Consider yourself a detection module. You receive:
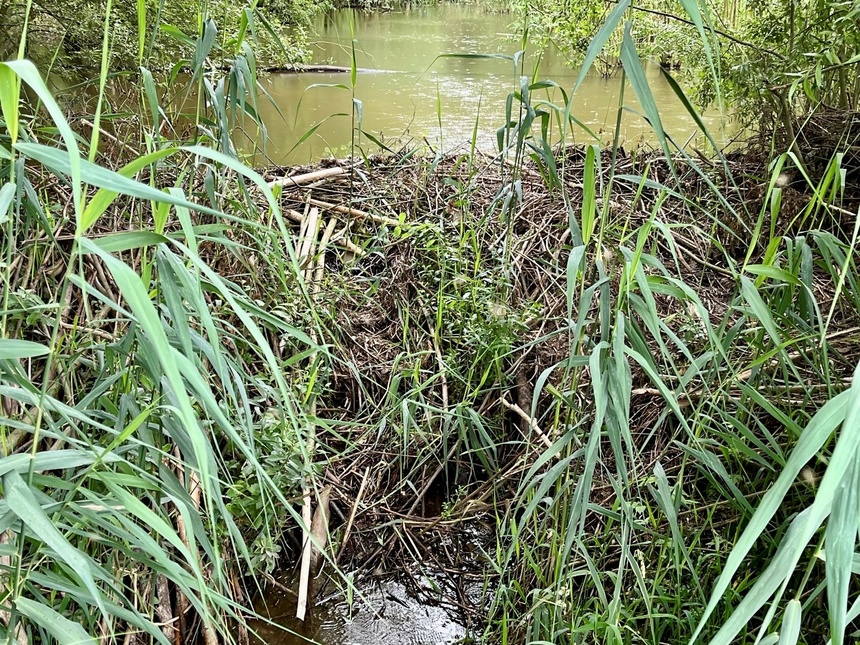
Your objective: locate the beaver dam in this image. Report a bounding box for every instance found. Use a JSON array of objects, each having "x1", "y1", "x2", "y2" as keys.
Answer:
[
  {"x1": 4, "y1": 76, "x2": 860, "y2": 644},
  {"x1": 237, "y1": 144, "x2": 860, "y2": 644},
  {"x1": 5, "y1": 0, "x2": 860, "y2": 641}
]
